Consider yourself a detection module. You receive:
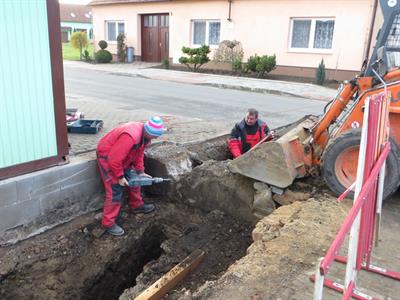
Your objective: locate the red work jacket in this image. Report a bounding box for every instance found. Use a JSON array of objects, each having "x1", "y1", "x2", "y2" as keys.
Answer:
[
  {"x1": 97, "y1": 122, "x2": 149, "y2": 183},
  {"x1": 228, "y1": 119, "x2": 269, "y2": 158}
]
